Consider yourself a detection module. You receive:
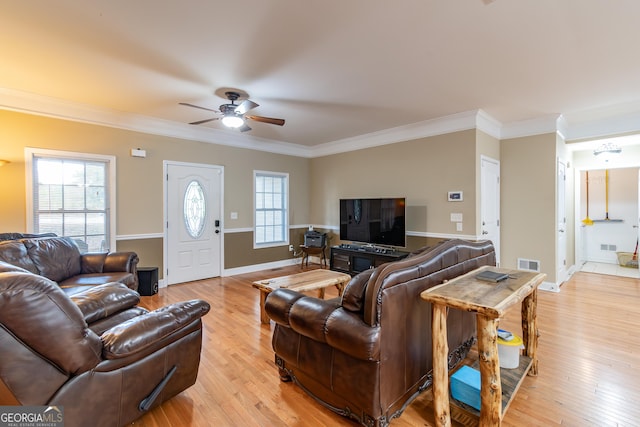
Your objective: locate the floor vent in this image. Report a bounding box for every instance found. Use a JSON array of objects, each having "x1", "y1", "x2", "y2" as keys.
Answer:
[
  {"x1": 600, "y1": 244, "x2": 617, "y2": 251},
  {"x1": 518, "y1": 258, "x2": 540, "y2": 272}
]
